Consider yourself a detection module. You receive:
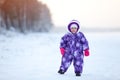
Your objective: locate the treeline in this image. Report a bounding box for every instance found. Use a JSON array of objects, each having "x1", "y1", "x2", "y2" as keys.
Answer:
[{"x1": 0, "y1": 0, "x2": 53, "y2": 32}]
